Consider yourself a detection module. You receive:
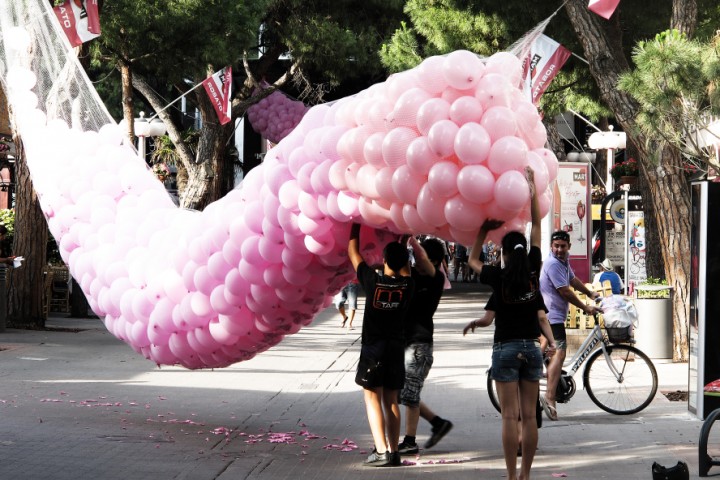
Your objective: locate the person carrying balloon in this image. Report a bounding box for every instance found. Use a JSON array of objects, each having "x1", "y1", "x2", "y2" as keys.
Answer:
[
  {"x1": 397, "y1": 236, "x2": 453, "y2": 456},
  {"x1": 467, "y1": 167, "x2": 556, "y2": 480},
  {"x1": 348, "y1": 224, "x2": 415, "y2": 467}
]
